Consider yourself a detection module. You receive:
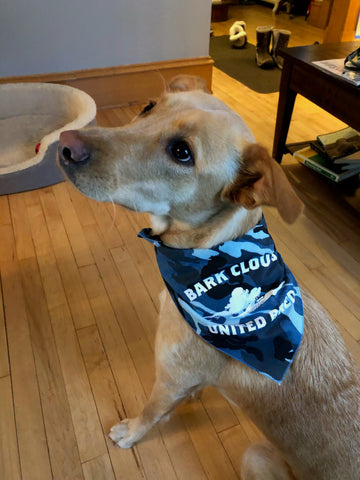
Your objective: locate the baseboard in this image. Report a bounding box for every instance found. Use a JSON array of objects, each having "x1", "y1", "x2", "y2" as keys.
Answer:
[{"x1": 0, "y1": 56, "x2": 214, "y2": 108}]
